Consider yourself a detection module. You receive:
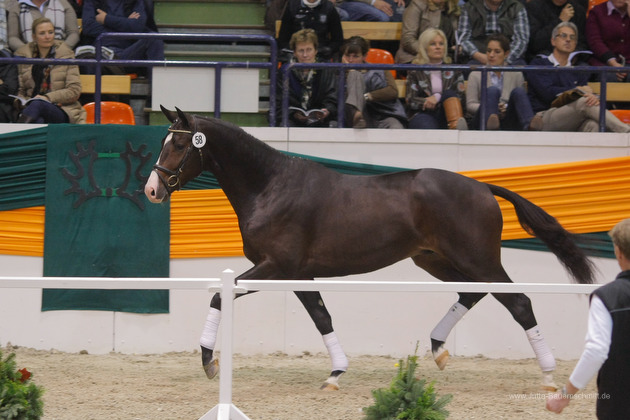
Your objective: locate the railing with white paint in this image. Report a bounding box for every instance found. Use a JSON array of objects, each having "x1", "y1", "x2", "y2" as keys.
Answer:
[{"x1": 0, "y1": 271, "x2": 601, "y2": 420}]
